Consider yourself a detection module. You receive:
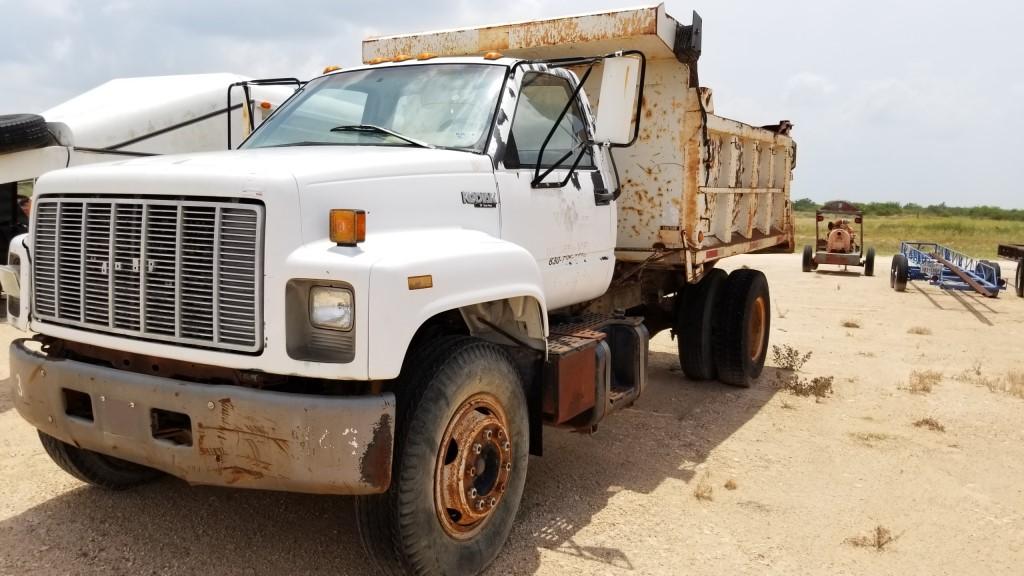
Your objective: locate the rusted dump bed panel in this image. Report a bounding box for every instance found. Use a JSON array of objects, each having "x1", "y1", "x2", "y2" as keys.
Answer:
[{"x1": 364, "y1": 4, "x2": 796, "y2": 276}]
